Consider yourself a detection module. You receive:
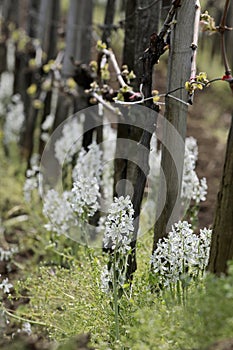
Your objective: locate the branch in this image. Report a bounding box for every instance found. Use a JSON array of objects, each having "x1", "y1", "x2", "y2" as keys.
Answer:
[
  {"x1": 90, "y1": 91, "x2": 122, "y2": 116},
  {"x1": 189, "y1": 0, "x2": 201, "y2": 103},
  {"x1": 190, "y1": 0, "x2": 201, "y2": 81},
  {"x1": 158, "y1": 0, "x2": 181, "y2": 39},
  {"x1": 102, "y1": 48, "x2": 127, "y2": 88},
  {"x1": 219, "y1": 0, "x2": 231, "y2": 76}
]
